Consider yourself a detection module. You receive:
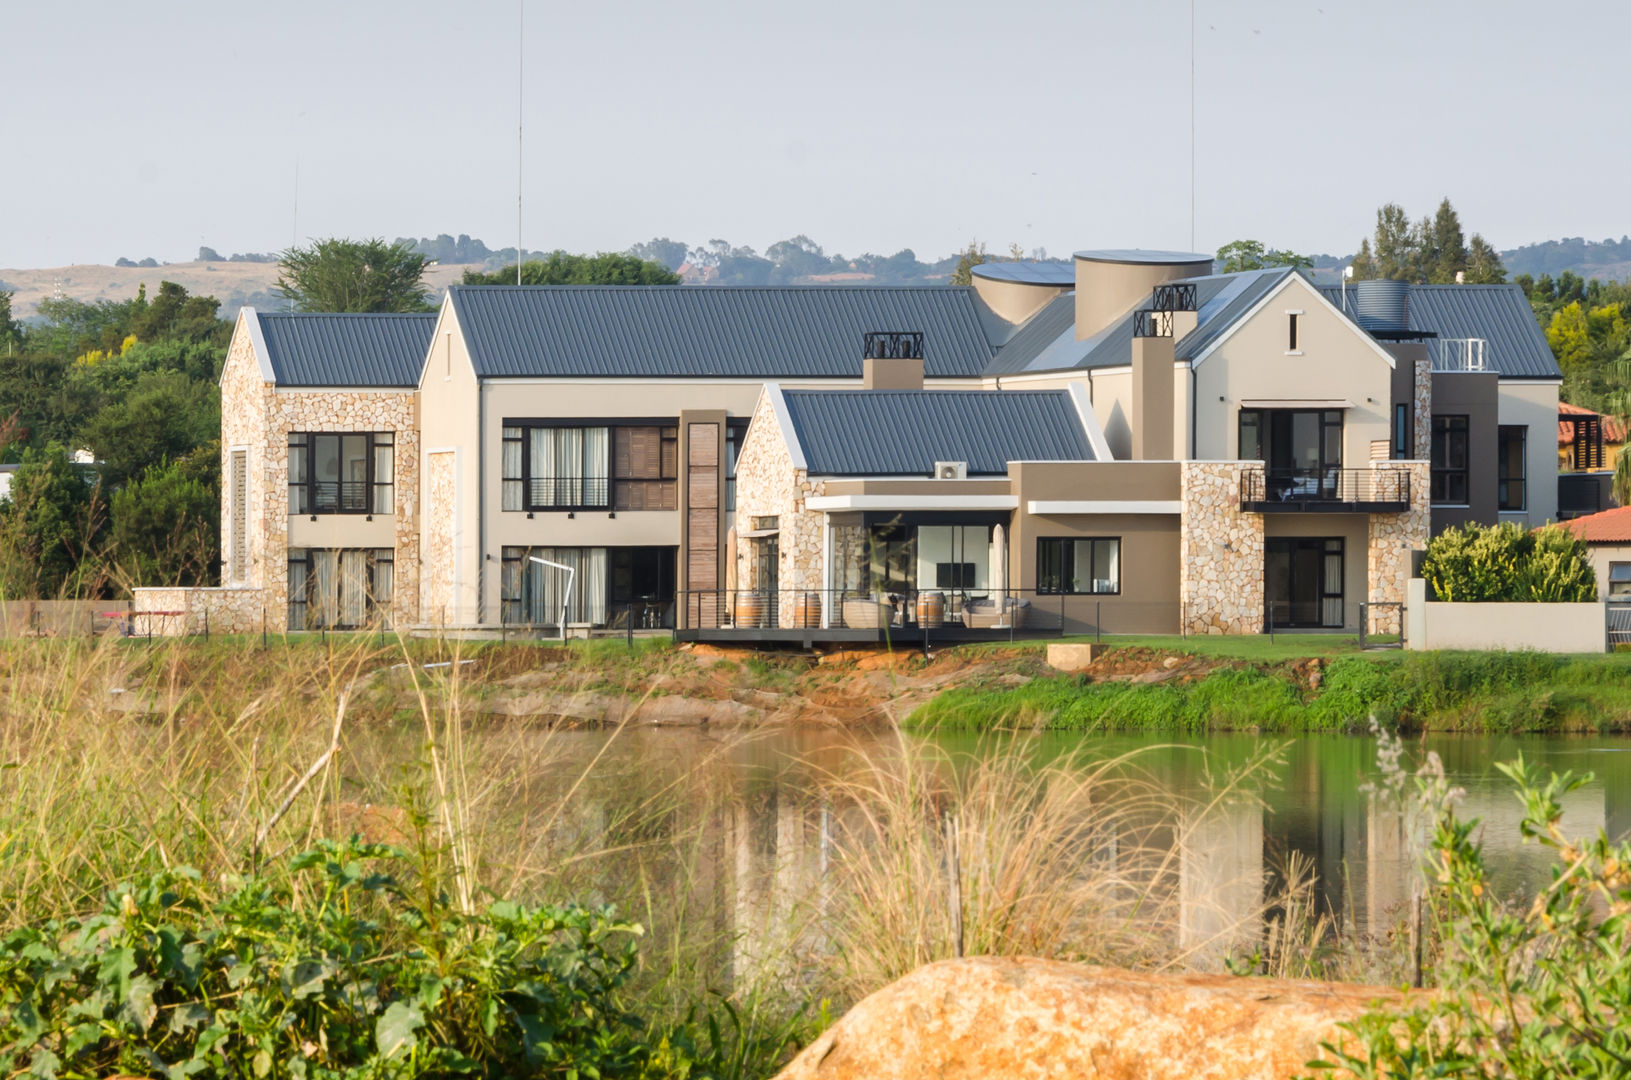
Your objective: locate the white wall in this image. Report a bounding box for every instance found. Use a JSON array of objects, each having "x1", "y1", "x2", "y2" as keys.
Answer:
[{"x1": 1407, "y1": 578, "x2": 1606, "y2": 652}]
